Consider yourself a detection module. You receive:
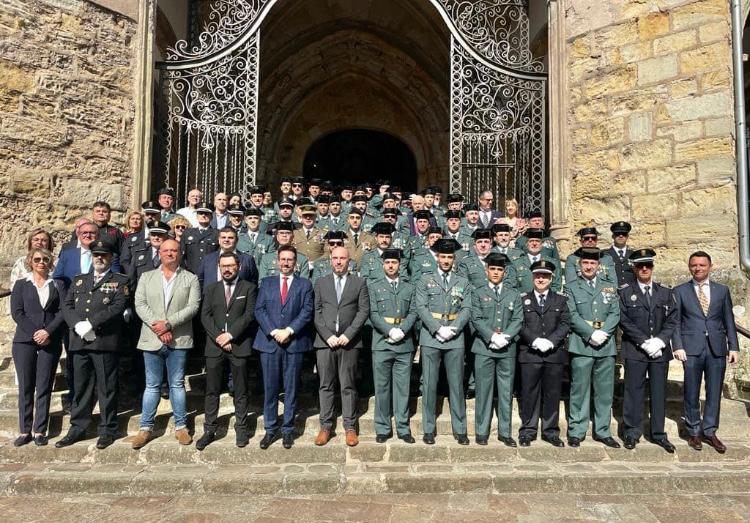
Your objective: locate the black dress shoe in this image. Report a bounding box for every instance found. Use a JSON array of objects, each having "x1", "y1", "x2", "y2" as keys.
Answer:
[
  {"x1": 568, "y1": 437, "x2": 582, "y2": 448},
  {"x1": 454, "y1": 433, "x2": 470, "y2": 445},
  {"x1": 34, "y1": 435, "x2": 48, "y2": 447},
  {"x1": 195, "y1": 432, "x2": 216, "y2": 451},
  {"x1": 542, "y1": 435, "x2": 565, "y2": 448},
  {"x1": 96, "y1": 435, "x2": 115, "y2": 450},
  {"x1": 282, "y1": 433, "x2": 294, "y2": 449},
  {"x1": 375, "y1": 433, "x2": 392, "y2": 444},
  {"x1": 55, "y1": 432, "x2": 84, "y2": 448},
  {"x1": 498, "y1": 436, "x2": 517, "y2": 448},
  {"x1": 398, "y1": 433, "x2": 416, "y2": 444},
  {"x1": 519, "y1": 436, "x2": 532, "y2": 447},
  {"x1": 259, "y1": 433, "x2": 280, "y2": 449},
  {"x1": 13, "y1": 434, "x2": 32, "y2": 447},
  {"x1": 423, "y1": 433, "x2": 435, "y2": 445},
  {"x1": 236, "y1": 432, "x2": 249, "y2": 448},
  {"x1": 465, "y1": 389, "x2": 475, "y2": 400},
  {"x1": 623, "y1": 436, "x2": 638, "y2": 450},
  {"x1": 594, "y1": 436, "x2": 621, "y2": 449},
  {"x1": 653, "y1": 438, "x2": 675, "y2": 454},
  {"x1": 475, "y1": 435, "x2": 488, "y2": 446}
]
